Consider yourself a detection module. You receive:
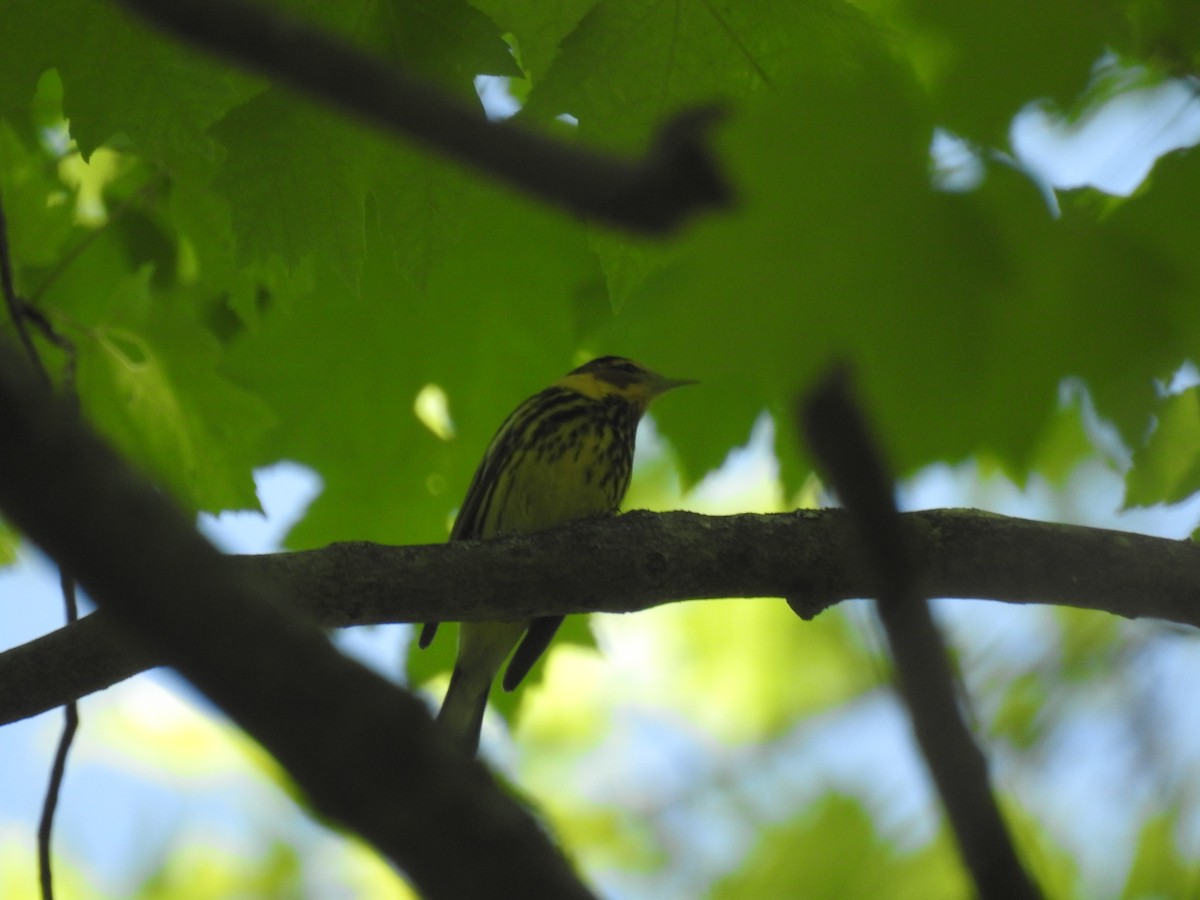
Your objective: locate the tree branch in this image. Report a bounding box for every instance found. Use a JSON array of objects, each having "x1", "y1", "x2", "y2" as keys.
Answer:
[
  {"x1": 2, "y1": 506, "x2": 1198, "y2": 727},
  {"x1": 4, "y1": 183, "x2": 82, "y2": 900},
  {"x1": 800, "y1": 366, "x2": 1041, "y2": 899},
  {"x1": 109, "y1": 0, "x2": 731, "y2": 233},
  {"x1": 0, "y1": 339, "x2": 596, "y2": 899}
]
